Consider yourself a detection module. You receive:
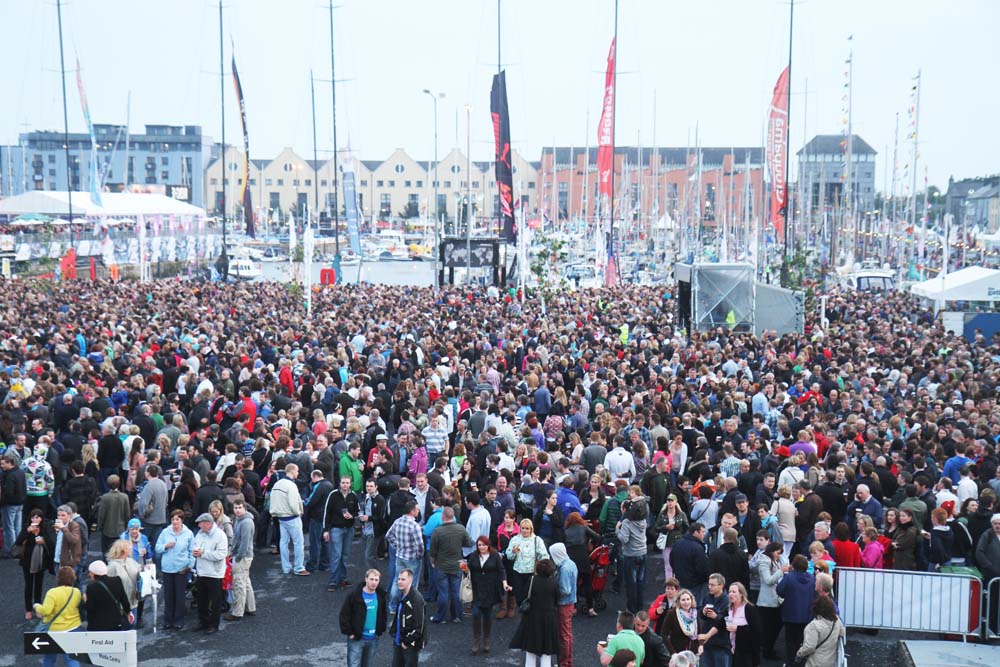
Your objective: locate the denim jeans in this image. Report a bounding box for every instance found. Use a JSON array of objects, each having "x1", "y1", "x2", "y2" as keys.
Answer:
[
  {"x1": 700, "y1": 644, "x2": 731, "y2": 667},
  {"x1": 433, "y1": 571, "x2": 462, "y2": 622},
  {"x1": 346, "y1": 636, "x2": 379, "y2": 667},
  {"x1": 328, "y1": 526, "x2": 353, "y2": 586},
  {"x1": 2, "y1": 505, "x2": 22, "y2": 557},
  {"x1": 622, "y1": 554, "x2": 646, "y2": 613},
  {"x1": 278, "y1": 516, "x2": 305, "y2": 573},
  {"x1": 389, "y1": 557, "x2": 422, "y2": 609},
  {"x1": 361, "y1": 533, "x2": 378, "y2": 571},
  {"x1": 307, "y1": 520, "x2": 330, "y2": 572}
]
